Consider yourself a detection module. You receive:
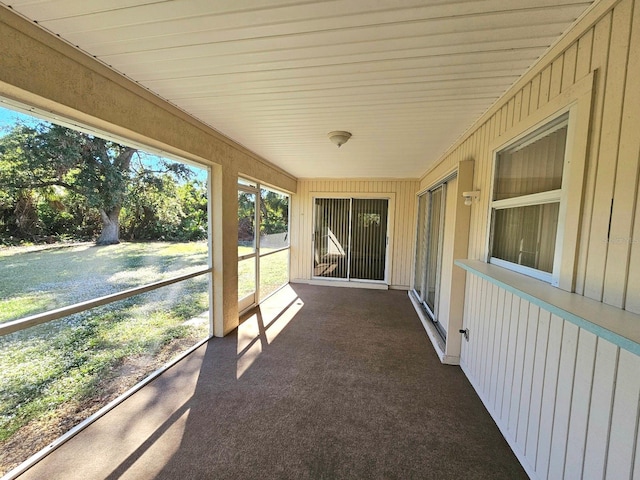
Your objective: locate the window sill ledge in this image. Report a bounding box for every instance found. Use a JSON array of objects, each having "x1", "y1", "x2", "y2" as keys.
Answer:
[{"x1": 455, "y1": 259, "x2": 640, "y2": 355}]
